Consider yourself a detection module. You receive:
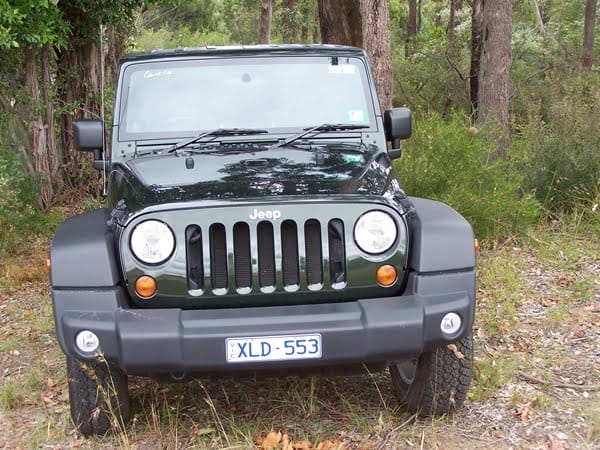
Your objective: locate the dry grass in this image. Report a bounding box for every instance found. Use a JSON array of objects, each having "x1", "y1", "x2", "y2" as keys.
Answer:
[{"x1": 1, "y1": 225, "x2": 599, "y2": 449}]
